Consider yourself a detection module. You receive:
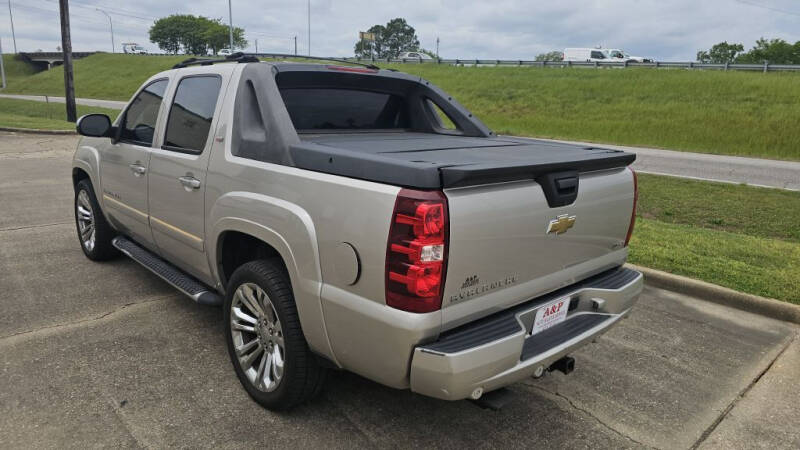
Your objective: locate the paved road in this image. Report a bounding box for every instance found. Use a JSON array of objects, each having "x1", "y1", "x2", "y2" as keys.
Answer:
[
  {"x1": 531, "y1": 137, "x2": 800, "y2": 191},
  {"x1": 0, "y1": 93, "x2": 126, "y2": 110},
  {"x1": 1, "y1": 131, "x2": 799, "y2": 449}
]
